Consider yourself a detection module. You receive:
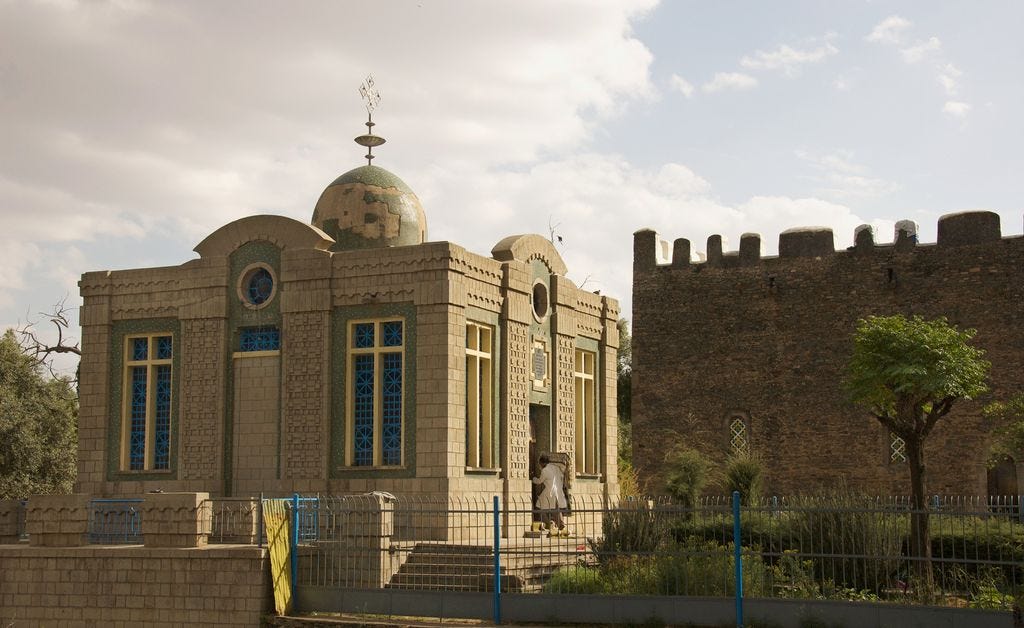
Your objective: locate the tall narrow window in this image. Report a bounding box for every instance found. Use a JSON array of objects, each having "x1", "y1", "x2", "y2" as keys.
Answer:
[
  {"x1": 122, "y1": 334, "x2": 173, "y2": 471},
  {"x1": 729, "y1": 415, "x2": 749, "y2": 455},
  {"x1": 347, "y1": 319, "x2": 404, "y2": 467},
  {"x1": 574, "y1": 349, "x2": 598, "y2": 474},
  {"x1": 466, "y1": 322, "x2": 494, "y2": 468},
  {"x1": 890, "y1": 433, "x2": 908, "y2": 463}
]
